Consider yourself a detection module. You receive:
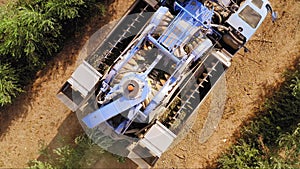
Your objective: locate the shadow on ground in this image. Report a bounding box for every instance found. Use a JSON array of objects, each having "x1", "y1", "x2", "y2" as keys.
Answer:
[{"x1": 35, "y1": 111, "x2": 137, "y2": 168}]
